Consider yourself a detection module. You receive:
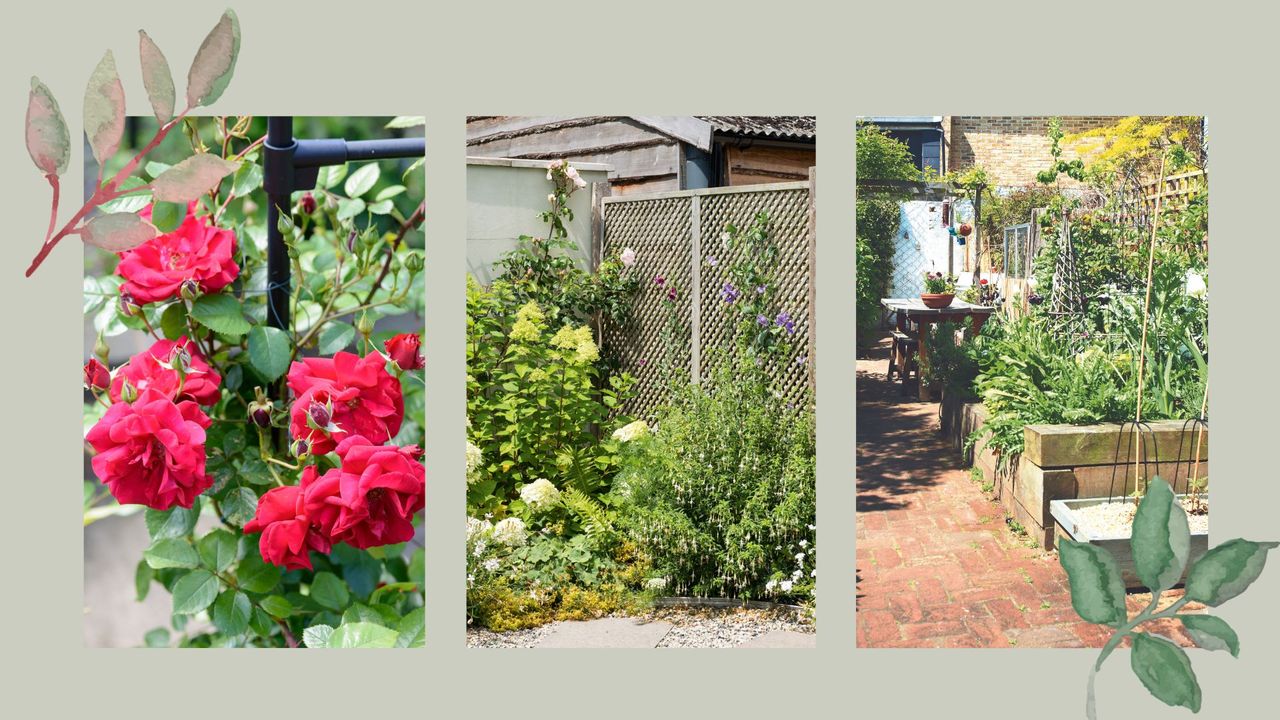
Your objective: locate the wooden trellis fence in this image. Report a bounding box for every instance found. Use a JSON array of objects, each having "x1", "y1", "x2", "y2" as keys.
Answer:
[{"x1": 597, "y1": 171, "x2": 816, "y2": 418}]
